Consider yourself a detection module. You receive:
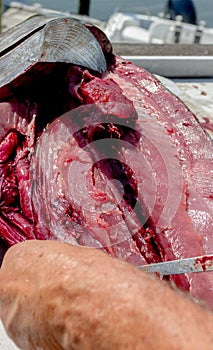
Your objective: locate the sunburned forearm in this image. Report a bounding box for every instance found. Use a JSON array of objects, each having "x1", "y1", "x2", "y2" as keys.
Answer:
[
  {"x1": 60, "y1": 258, "x2": 213, "y2": 350},
  {"x1": 0, "y1": 240, "x2": 212, "y2": 350}
]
